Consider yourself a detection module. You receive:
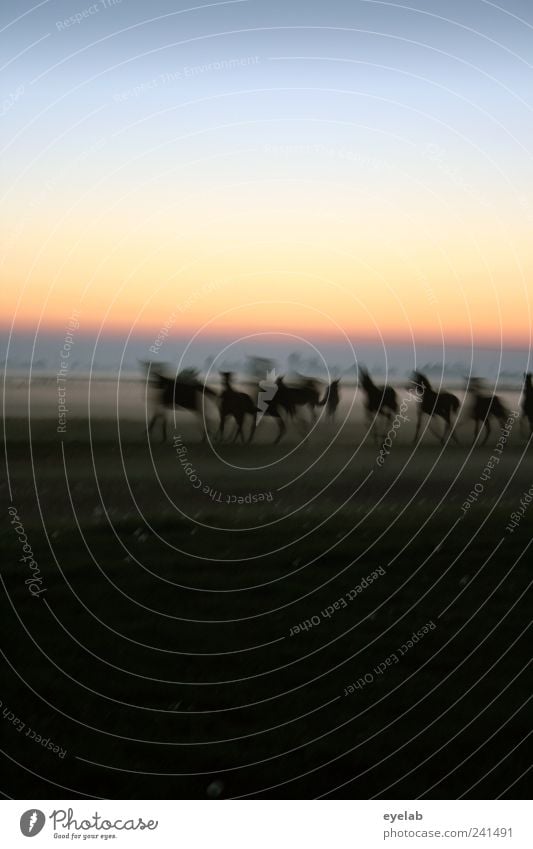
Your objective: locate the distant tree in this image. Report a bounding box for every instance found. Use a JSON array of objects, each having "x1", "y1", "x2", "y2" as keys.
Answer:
[
  {"x1": 287, "y1": 352, "x2": 302, "y2": 372},
  {"x1": 245, "y1": 355, "x2": 276, "y2": 379},
  {"x1": 305, "y1": 356, "x2": 323, "y2": 375},
  {"x1": 204, "y1": 355, "x2": 215, "y2": 374}
]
